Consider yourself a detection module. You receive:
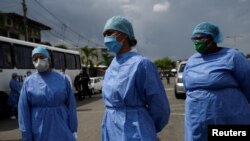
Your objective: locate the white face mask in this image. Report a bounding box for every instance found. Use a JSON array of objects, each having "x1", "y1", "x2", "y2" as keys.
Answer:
[{"x1": 33, "y1": 58, "x2": 49, "y2": 72}]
